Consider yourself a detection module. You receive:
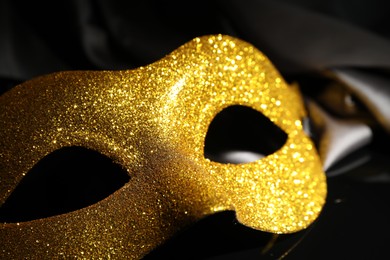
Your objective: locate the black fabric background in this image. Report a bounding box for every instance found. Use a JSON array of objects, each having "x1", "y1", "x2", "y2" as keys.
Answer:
[
  {"x1": 2, "y1": 0, "x2": 390, "y2": 84},
  {"x1": 1, "y1": 0, "x2": 390, "y2": 259}
]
